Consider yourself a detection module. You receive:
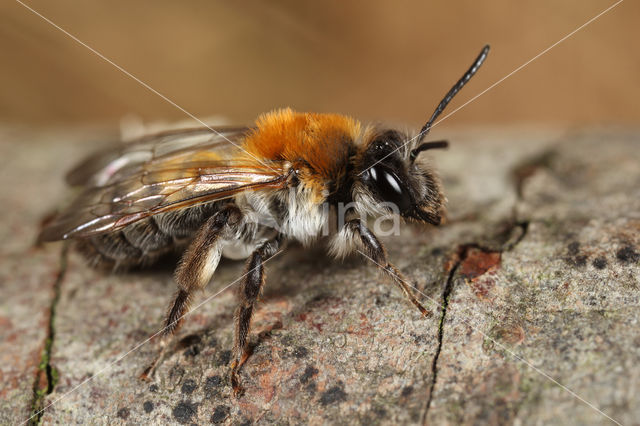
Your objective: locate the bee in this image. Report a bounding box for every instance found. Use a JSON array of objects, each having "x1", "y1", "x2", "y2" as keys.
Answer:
[{"x1": 39, "y1": 45, "x2": 489, "y2": 395}]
